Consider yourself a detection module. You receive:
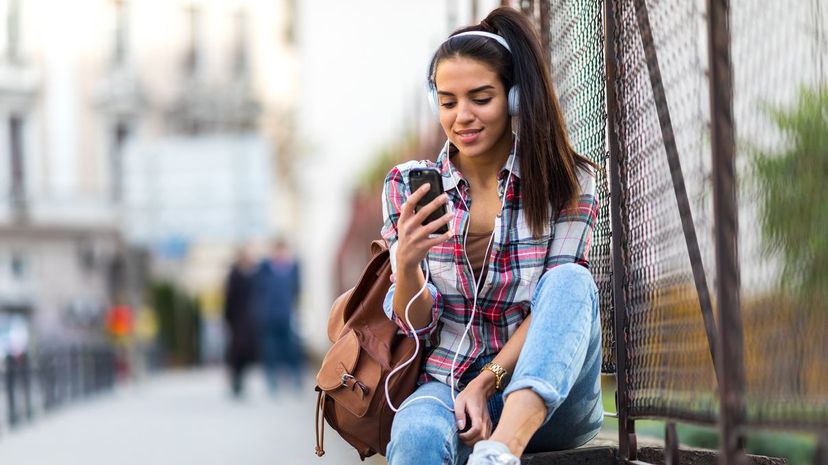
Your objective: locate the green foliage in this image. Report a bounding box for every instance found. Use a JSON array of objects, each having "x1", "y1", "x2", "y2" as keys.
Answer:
[
  {"x1": 148, "y1": 281, "x2": 202, "y2": 366},
  {"x1": 601, "y1": 385, "x2": 816, "y2": 464},
  {"x1": 753, "y1": 86, "x2": 828, "y2": 308}
]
